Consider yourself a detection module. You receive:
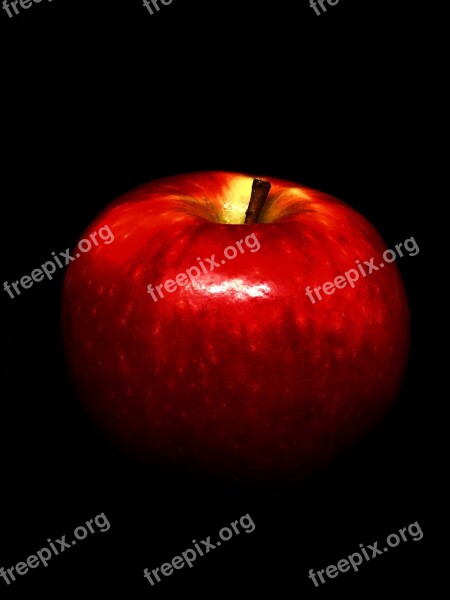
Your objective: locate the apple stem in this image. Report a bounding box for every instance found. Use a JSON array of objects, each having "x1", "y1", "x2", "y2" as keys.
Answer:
[{"x1": 244, "y1": 178, "x2": 271, "y2": 224}]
